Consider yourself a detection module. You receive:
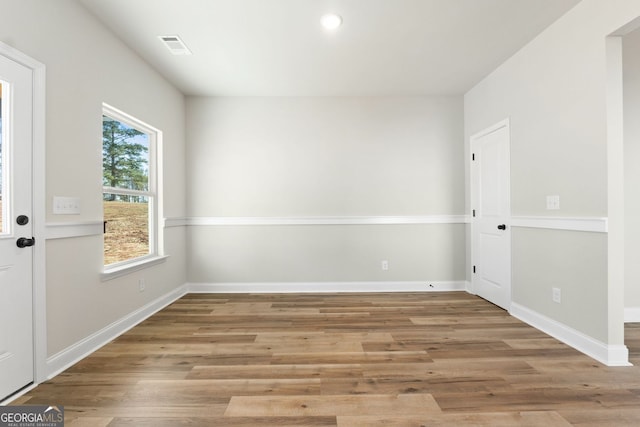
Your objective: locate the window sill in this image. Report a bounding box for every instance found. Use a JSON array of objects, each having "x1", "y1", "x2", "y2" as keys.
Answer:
[{"x1": 101, "y1": 255, "x2": 169, "y2": 282}]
